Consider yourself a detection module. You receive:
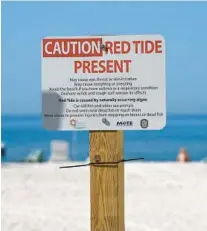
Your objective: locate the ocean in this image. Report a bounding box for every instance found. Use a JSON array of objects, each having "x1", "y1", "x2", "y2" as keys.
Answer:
[{"x1": 1, "y1": 114, "x2": 207, "y2": 162}]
